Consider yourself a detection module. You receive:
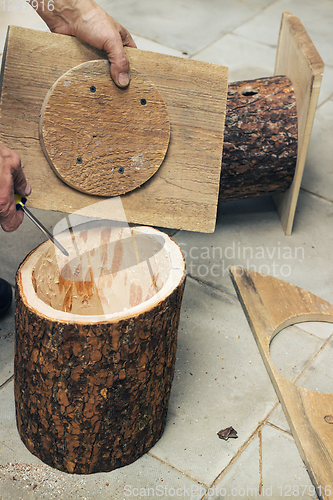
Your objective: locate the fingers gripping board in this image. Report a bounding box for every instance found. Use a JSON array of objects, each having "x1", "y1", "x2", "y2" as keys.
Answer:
[
  {"x1": 0, "y1": 26, "x2": 228, "y2": 233},
  {"x1": 230, "y1": 266, "x2": 333, "y2": 499},
  {"x1": 39, "y1": 61, "x2": 170, "y2": 197}
]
